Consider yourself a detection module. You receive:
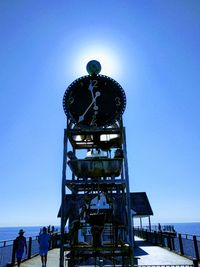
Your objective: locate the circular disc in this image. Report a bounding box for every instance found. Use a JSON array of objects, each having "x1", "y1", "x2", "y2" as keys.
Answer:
[{"x1": 86, "y1": 60, "x2": 101, "y2": 75}]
